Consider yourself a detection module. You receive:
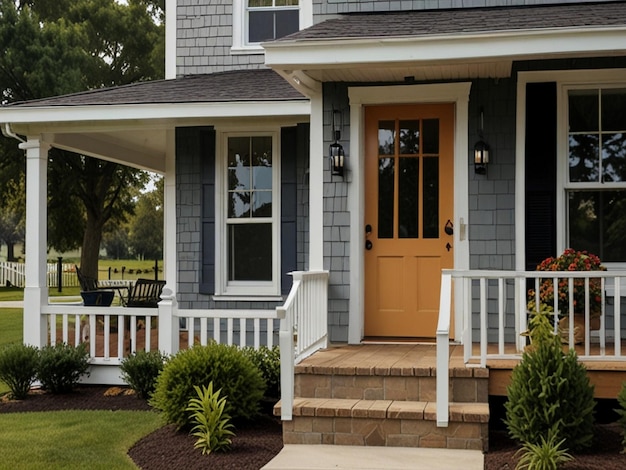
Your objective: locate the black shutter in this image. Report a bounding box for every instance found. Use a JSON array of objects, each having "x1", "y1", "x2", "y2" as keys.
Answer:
[
  {"x1": 525, "y1": 83, "x2": 557, "y2": 270},
  {"x1": 176, "y1": 126, "x2": 216, "y2": 295},
  {"x1": 281, "y1": 124, "x2": 307, "y2": 295}
]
